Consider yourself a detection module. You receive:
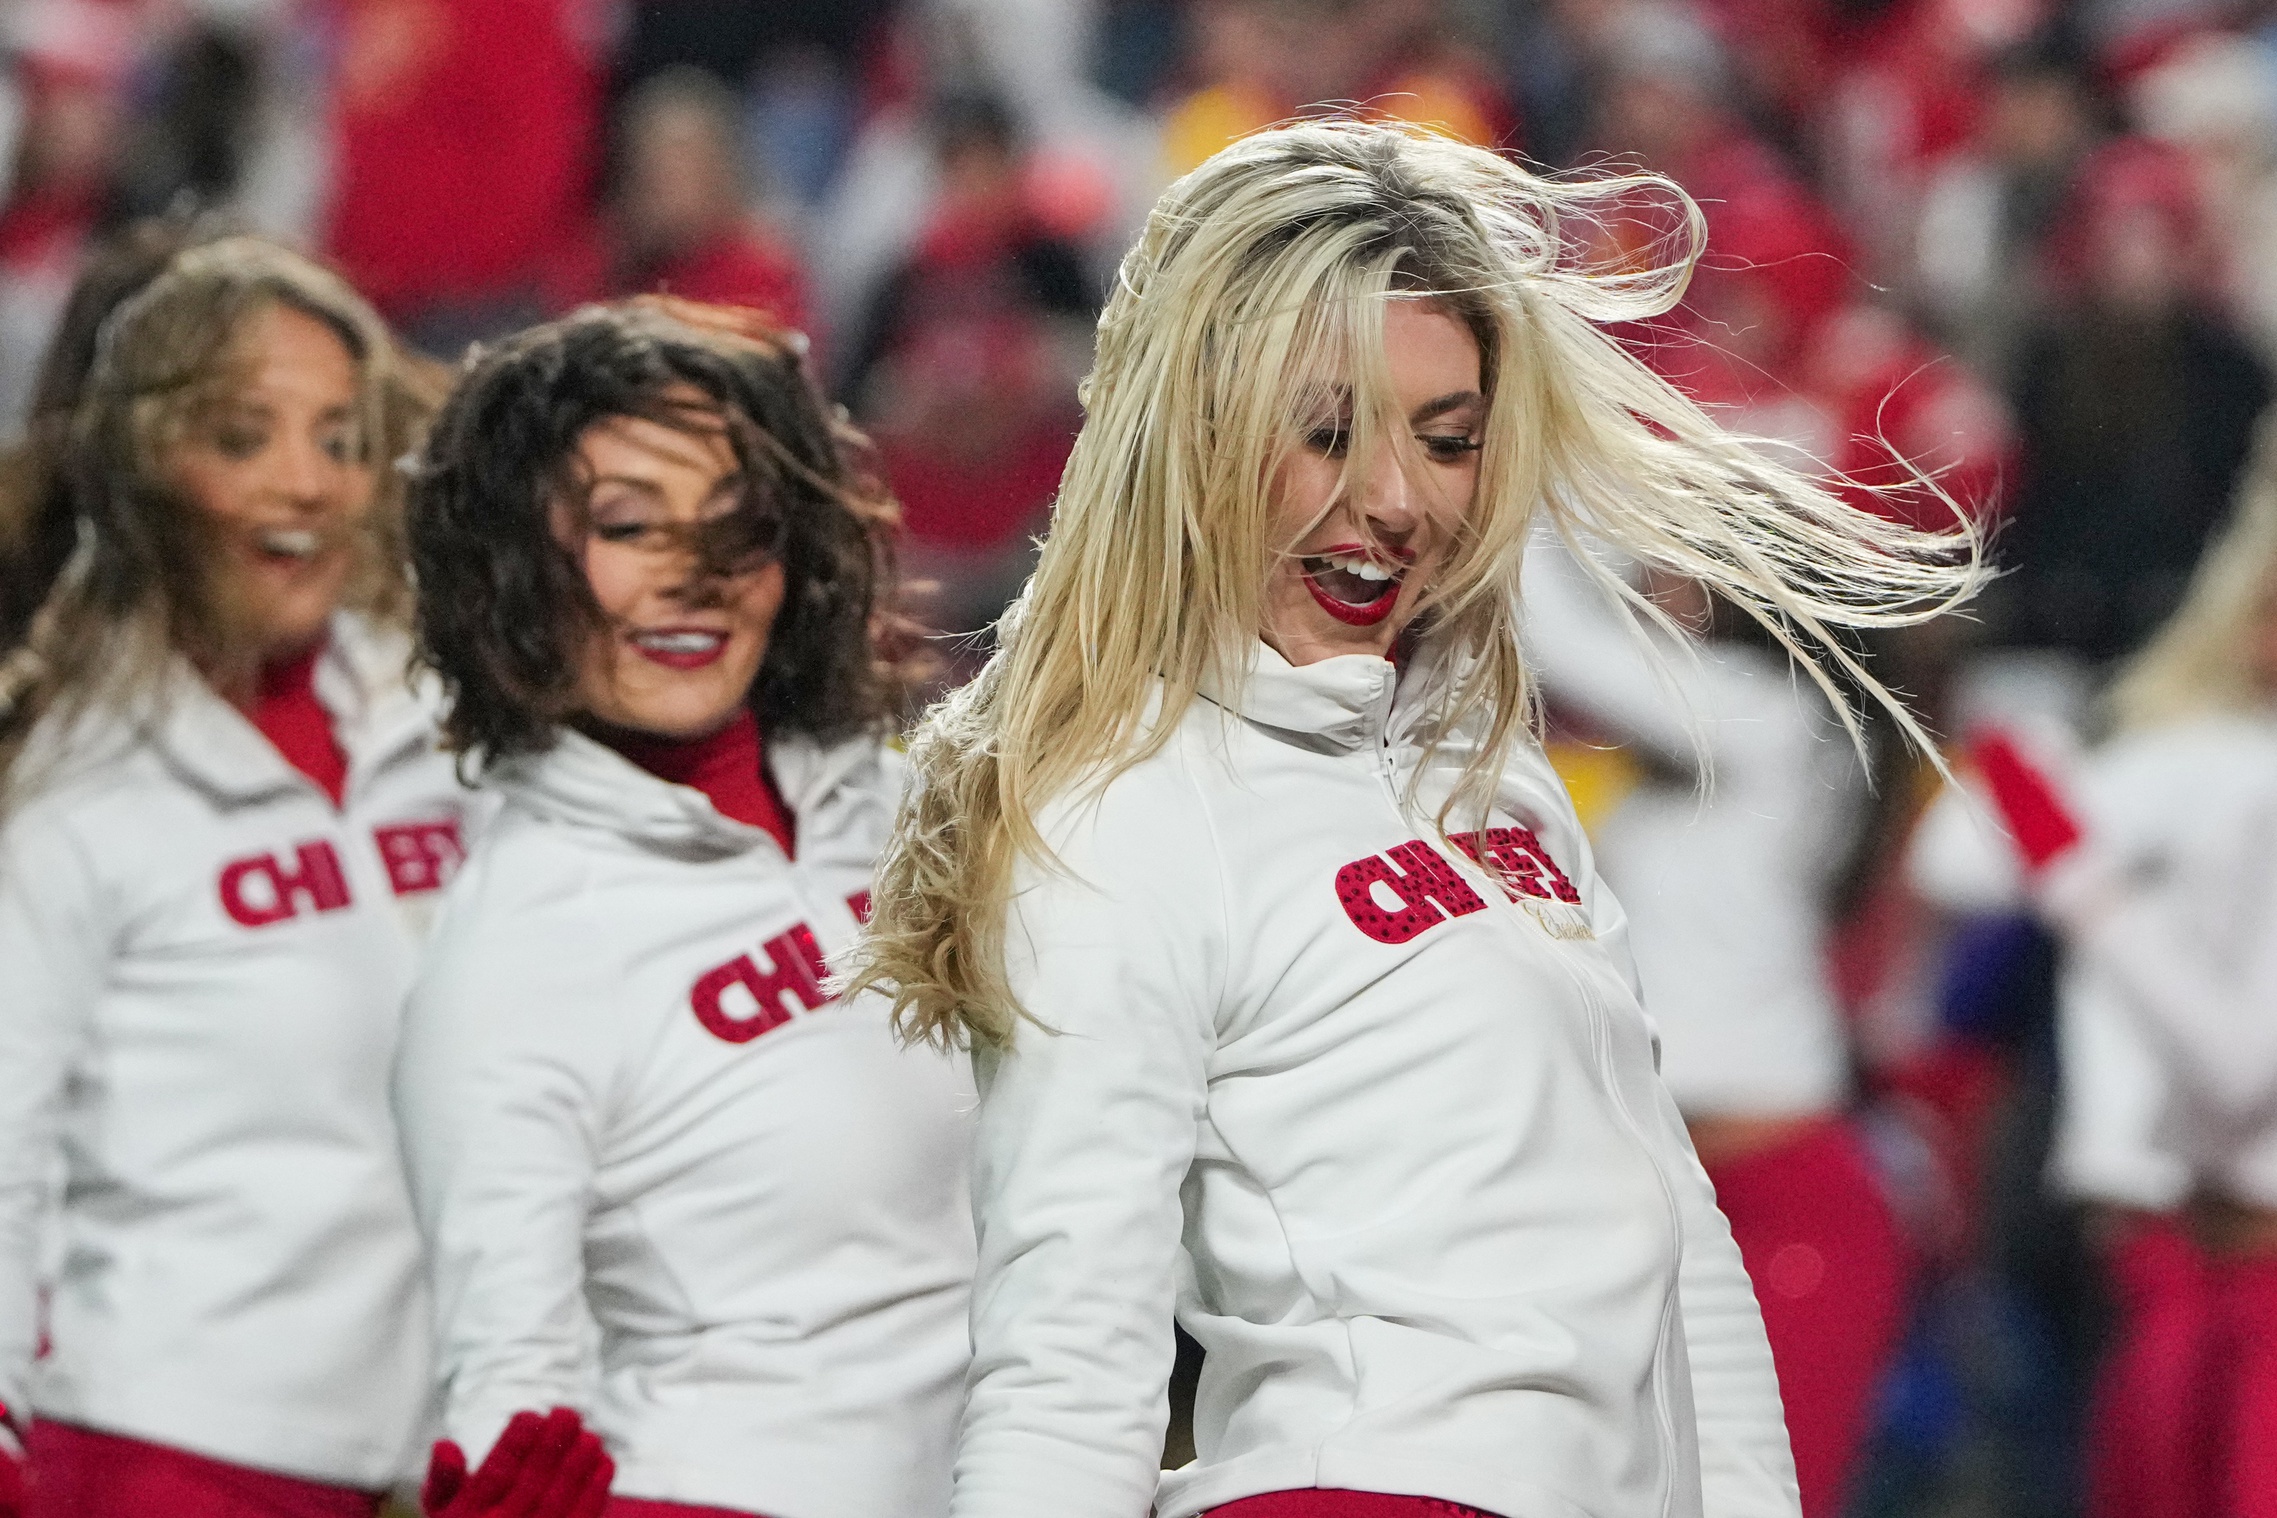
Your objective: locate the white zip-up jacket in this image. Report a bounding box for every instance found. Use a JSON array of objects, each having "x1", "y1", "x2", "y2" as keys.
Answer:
[
  {"x1": 393, "y1": 727, "x2": 976, "y2": 1518},
  {"x1": 1522, "y1": 547, "x2": 1858, "y2": 1118},
  {"x1": 2036, "y1": 714, "x2": 2277, "y2": 1211},
  {"x1": 953, "y1": 641, "x2": 1799, "y2": 1518},
  {"x1": 1904, "y1": 722, "x2": 2235, "y2": 1215},
  {"x1": 0, "y1": 614, "x2": 477, "y2": 1485}
]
